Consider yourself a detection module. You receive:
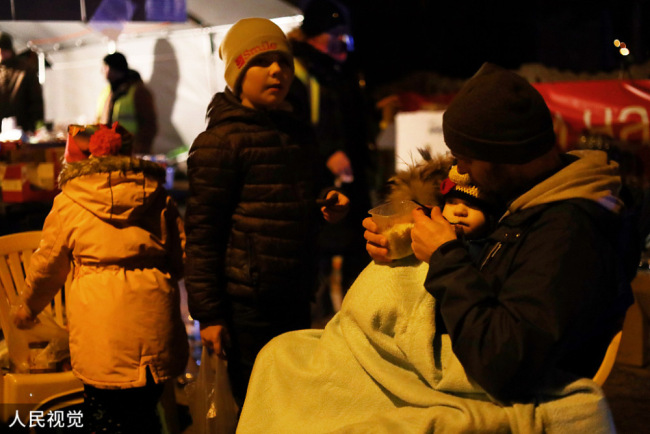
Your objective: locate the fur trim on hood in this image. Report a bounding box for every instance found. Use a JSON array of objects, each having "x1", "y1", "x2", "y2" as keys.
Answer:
[
  {"x1": 384, "y1": 149, "x2": 454, "y2": 207},
  {"x1": 58, "y1": 155, "x2": 166, "y2": 187}
]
